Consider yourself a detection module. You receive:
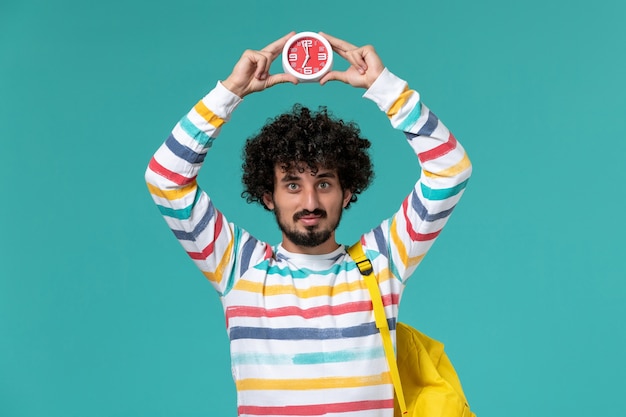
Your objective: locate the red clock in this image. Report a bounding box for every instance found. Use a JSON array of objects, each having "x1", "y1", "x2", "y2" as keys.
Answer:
[{"x1": 282, "y1": 32, "x2": 334, "y2": 82}]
